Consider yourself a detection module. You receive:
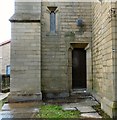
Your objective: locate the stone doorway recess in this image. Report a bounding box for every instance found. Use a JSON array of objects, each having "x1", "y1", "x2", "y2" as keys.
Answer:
[
  {"x1": 68, "y1": 43, "x2": 92, "y2": 93},
  {"x1": 72, "y1": 48, "x2": 86, "y2": 89}
]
